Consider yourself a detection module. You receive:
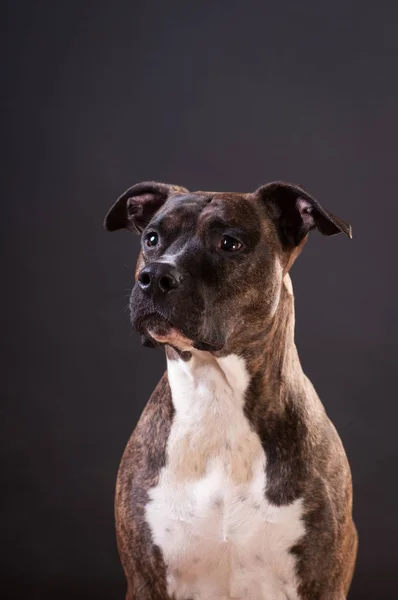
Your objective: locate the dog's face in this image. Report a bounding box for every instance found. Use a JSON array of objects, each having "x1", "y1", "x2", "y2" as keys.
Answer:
[{"x1": 105, "y1": 181, "x2": 351, "y2": 354}]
